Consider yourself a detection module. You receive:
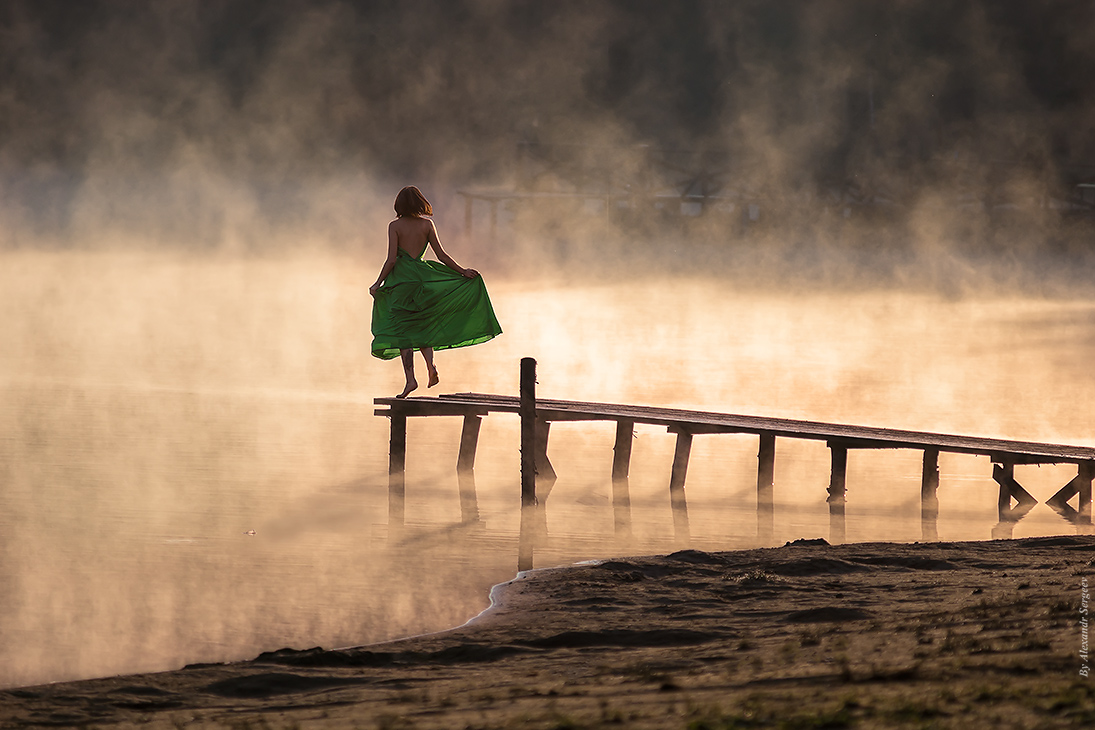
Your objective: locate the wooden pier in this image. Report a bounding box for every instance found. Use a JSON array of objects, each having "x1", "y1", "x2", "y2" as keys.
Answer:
[{"x1": 375, "y1": 359, "x2": 1094, "y2": 556}]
